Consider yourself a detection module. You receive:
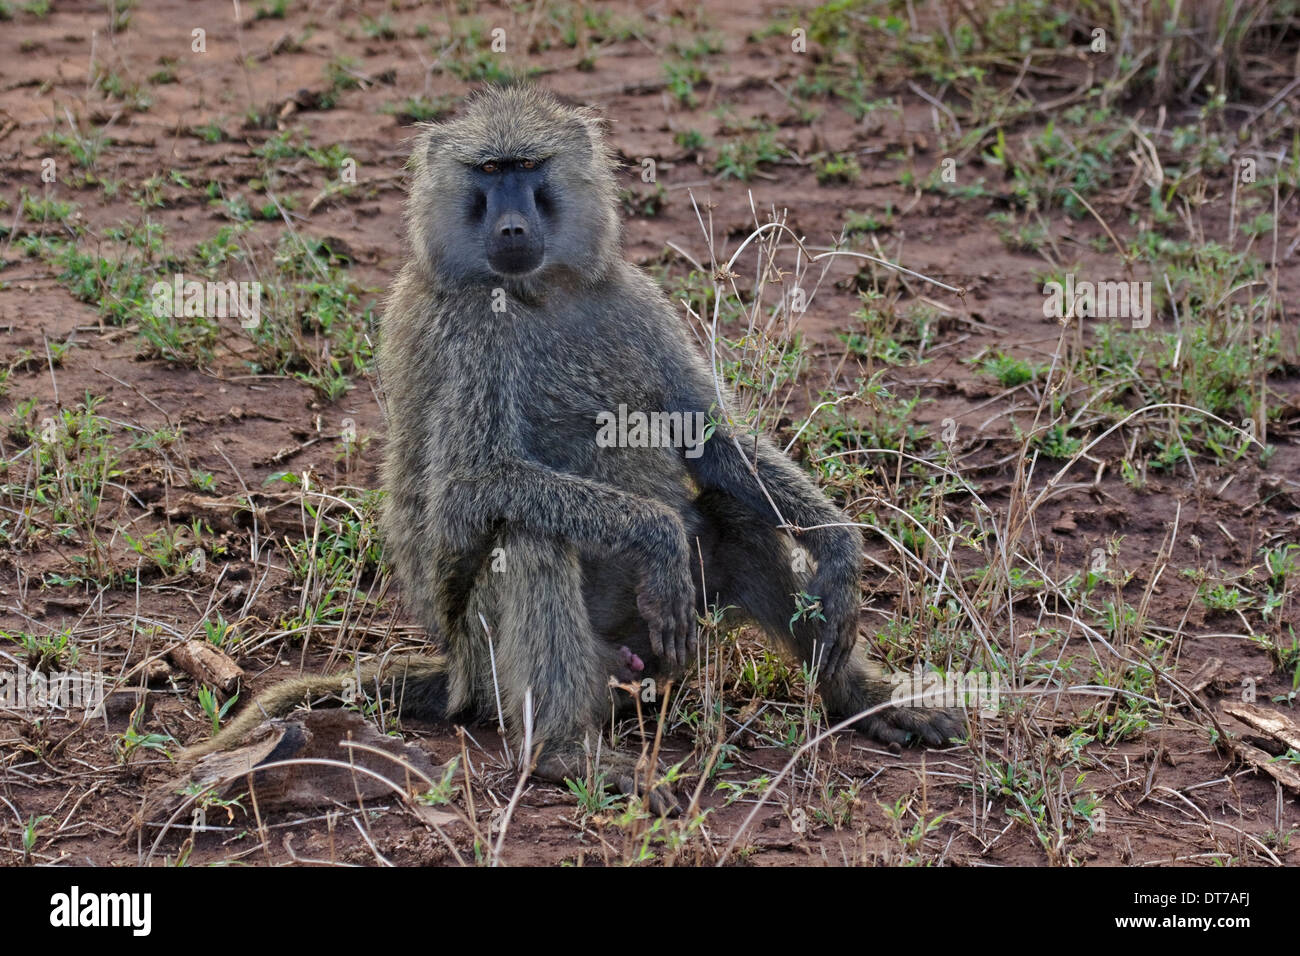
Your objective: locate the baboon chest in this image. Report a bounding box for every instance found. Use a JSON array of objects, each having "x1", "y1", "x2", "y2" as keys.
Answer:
[{"x1": 513, "y1": 319, "x2": 681, "y2": 484}]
